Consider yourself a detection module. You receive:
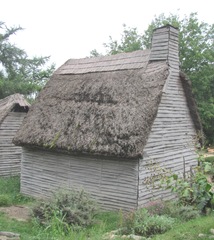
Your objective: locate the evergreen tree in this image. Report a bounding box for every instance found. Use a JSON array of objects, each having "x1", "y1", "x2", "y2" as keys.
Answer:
[{"x1": 0, "y1": 21, "x2": 55, "y2": 99}]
